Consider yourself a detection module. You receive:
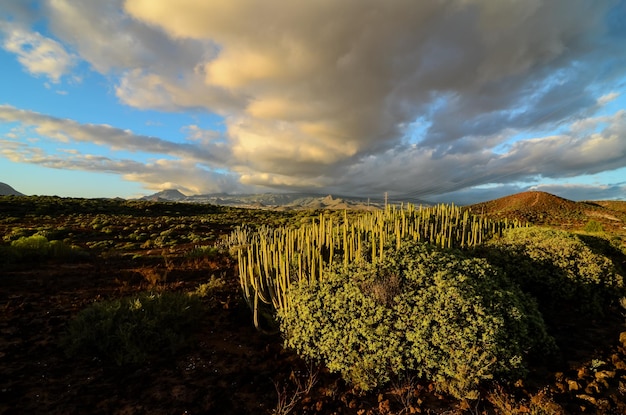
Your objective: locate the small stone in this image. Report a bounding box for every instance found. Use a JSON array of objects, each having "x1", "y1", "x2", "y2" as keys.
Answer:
[
  {"x1": 577, "y1": 394, "x2": 597, "y2": 406},
  {"x1": 596, "y1": 398, "x2": 611, "y2": 411},
  {"x1": 378, "y1": 399, "x2": 391, "y2": 413},
  {"x1": 567, "y1": 380, "x2": 580, "y2": 391},
  {"x1": 578, "y1": 367, "x2": 591, "y2": 379},
  {"x1": 595, "y1": 370, "x2": 616, "y2": 380},
  {"x1": 611, "y1": 353, "x2": 626, "y2": 370},
  {"x1": 555, "y1": 382, "x2": 567, "y2": 393},
  {"x1": 585, "y1": 381, "x2": 601, "y2": 394}
]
